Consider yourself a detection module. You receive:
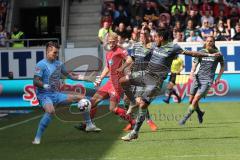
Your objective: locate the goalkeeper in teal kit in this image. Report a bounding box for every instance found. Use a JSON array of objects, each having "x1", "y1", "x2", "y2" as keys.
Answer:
[{"x1": 32, "y1": 41, "x2": 101, "y2": 144}]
